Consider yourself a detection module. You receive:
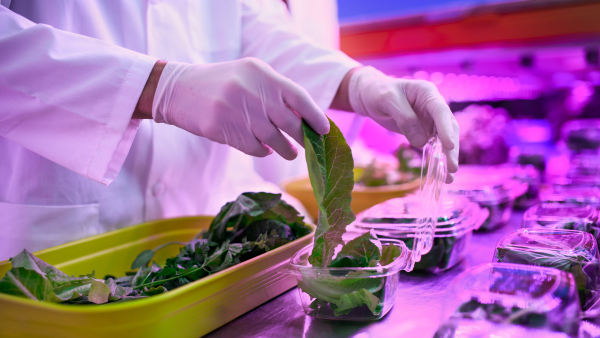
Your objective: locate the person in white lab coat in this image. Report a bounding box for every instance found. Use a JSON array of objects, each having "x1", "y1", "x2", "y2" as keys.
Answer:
[{"x1": 0, "y1": 0, "x2": 459, "y2": 260}]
